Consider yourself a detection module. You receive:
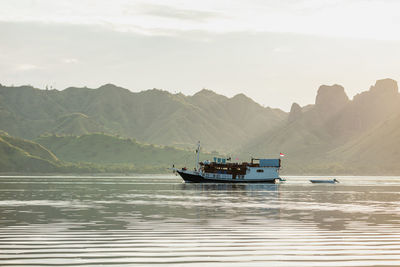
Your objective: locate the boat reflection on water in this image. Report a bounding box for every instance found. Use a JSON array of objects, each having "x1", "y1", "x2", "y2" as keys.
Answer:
[
  {"x1": 178, "y1": 182, "x2": 280, "y2": 193},
  {"x1": 176, "y1": 183, "x2": 282, "y2": 220}
]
